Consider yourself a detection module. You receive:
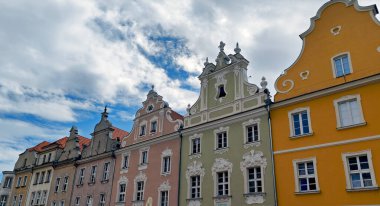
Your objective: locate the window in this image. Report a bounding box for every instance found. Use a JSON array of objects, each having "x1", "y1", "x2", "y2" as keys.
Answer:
[
  {"x1": 190, "y1": 175, "x2": 201, "y2": 198},
  {"x1": 0, "y1": 195, "x2": 7, "y2": 206},
  {"x1": 333, "y1": 54, "x2": 351, "y2": 77},
  {"x1": 90, "y1": 166, "x2": 97, "y2": 183},
  {"x1": 4, "y1": 177, "x2": 12, "y2": 188},
  {"x1": 334, "y1": 95, "x2": 365, "y2": 128},
  {"x1": 288, "y1": 108, "x2": 312, "y2": 137},
  {"x1": 162, "y1": 156, "x2": 171, "y2": 174},
  {"x1": 55, "y1": 178, "x2": 61, "y2": 192},
  {"x1": 343, "y1": 151, "x2": 377, "y2": 190},
  {"x1": 42, "y1": 155, "x2": 46, "y2": 164},
  {"x1": 60, "y1": 200, "x2": 64, "y2": 206},
  {"x1": 35, "y1": 191, "x2": 41, "y2": 205},
  {"x1": 86, "y1": 196, "x2": 92, "y2": 206},
  {"x1": 136, "y1": 181, "x2": 144, "y2": 201},
  {"x1": 47, "y1": 153, "x2": 52, "y2": 162},
  {"x1": 41, "y1": 191, "x2": 47, "y2": 205},
  {"x1": 217, "y1": 85, "x2": 226, "y2": 98},
  {"x1": 62, "y1": 177, "x2": 68, "y2": 191},
  {"x1": 17, "y1": 195, "x2": 22, "y2": 206},
  {"x1": 34, "y1": 173, "x2": 39, "y2": 185},
  {"x1": 191, "y1": 138, "x2": 201, "y2": 154},
  {"x1": 39, "y1": 172, "x2": 45, "y2": 184},
  {"x1": 147, "y1": 105, "x2": 154, "y2": 112},
  {"x1": 23, "y1": 176, "x2": 27, "y2": 186},
  {"x1": 160, "y1": 191, "x2": 169, "y2": 206},
  {"x1": 150, "y1": 121, "x2": 157, "y2": 133},
  {"x1": 140, "y1": 150, "x2": 148, "y2": 165},
  {"x1": 30, "y1": 192, "x2": 35, "y2": 206},
  {"x1": 216, "y1": 132, "x2": 228, "y2": 149},
  {"x1": 12, "y1": 196, "x2": 16, "y2": 206},
  {"x1": 247, "y1": 167, "x2": 263, "y2": 193},
  {"x1": 99, "y1": 194, "x2": 105, "y2": 206},
  {"x1": 51, "y1": 201, "x2": 56, "y2": 206},
  {"x1": 74, "y1": 197, "x2": 80, "y2": 206},
  {"x1": 122, "y1": 154, "x2": 129, "y2": 169},
  {"x1": 103, "y1": 162, "x2": 110, "y2": 181},
  {"x1": 16, "y1": 177, "x2": 22, "y2": 187},
  {"x1": 46, "y1": 170, "x2": 51, "y2": 183},
  {"x1": 217, "y1": 171, "x2": 229, "y2": 196},
  {"x1": 118, "y1": 183, "x2": 126, "y2": 202},
  {"x1": 246, "y1": 124, "x2": 259, "y2": 143},
  {"x1": 293, "y1": 158, "x2": 319, "y2": 193},
  {"x1": 78, "y1": 168, "x2": 85, "y2": 185},
  {"x1": 140, "y1": 125, "x2": 146, "y2": 136}
]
